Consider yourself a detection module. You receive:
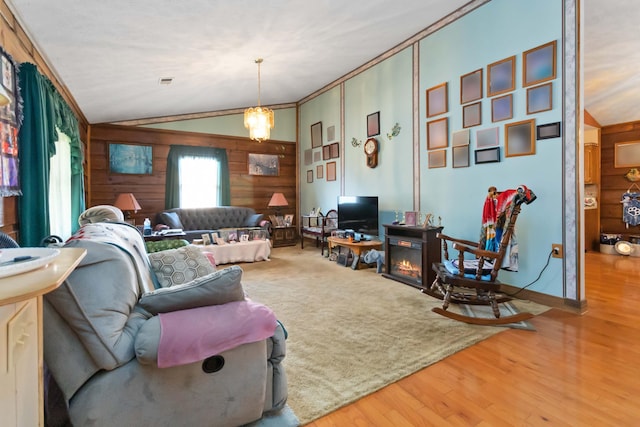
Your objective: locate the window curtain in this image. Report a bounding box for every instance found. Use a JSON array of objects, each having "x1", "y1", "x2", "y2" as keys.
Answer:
[
  {"x1": 165, "y1": 145, "x2": 230, "y2": 209},
  {"x1": 17, "y1": 63, "x2": 85, "y2": 246}
]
